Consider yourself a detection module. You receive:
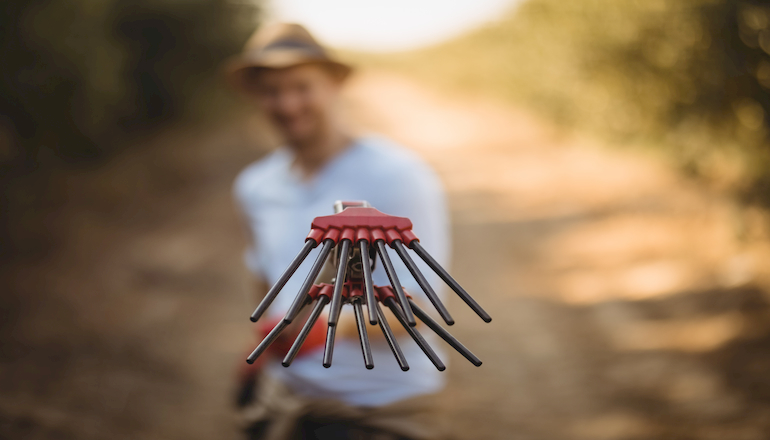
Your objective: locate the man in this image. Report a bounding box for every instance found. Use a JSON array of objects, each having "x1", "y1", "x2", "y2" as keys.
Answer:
[{"x1": 225, "y1": 23, "x2": 450, "y2": 440}]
